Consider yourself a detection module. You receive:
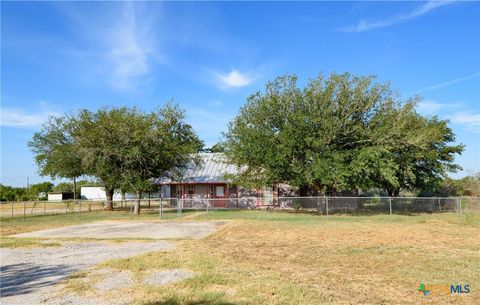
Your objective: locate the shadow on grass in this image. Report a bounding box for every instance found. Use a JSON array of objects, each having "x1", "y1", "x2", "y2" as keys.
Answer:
[{"x1": 143, "y1": 298, "x2": 236, "y2": 305}]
